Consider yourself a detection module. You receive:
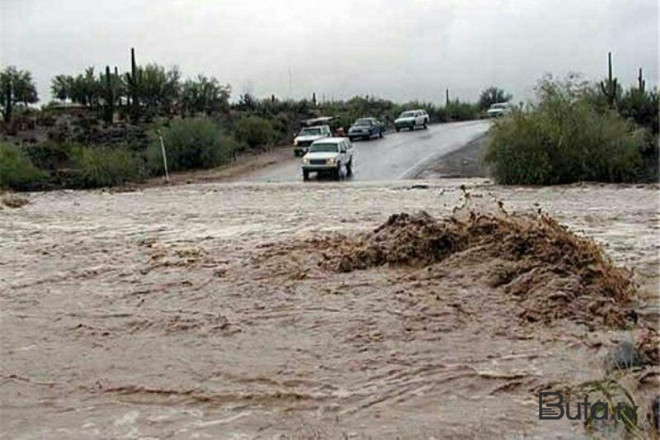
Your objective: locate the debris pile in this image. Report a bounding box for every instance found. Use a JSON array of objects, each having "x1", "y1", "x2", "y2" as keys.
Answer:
[{"x1": 334, "y1": 210, "x2": 636, "y2": 327}]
